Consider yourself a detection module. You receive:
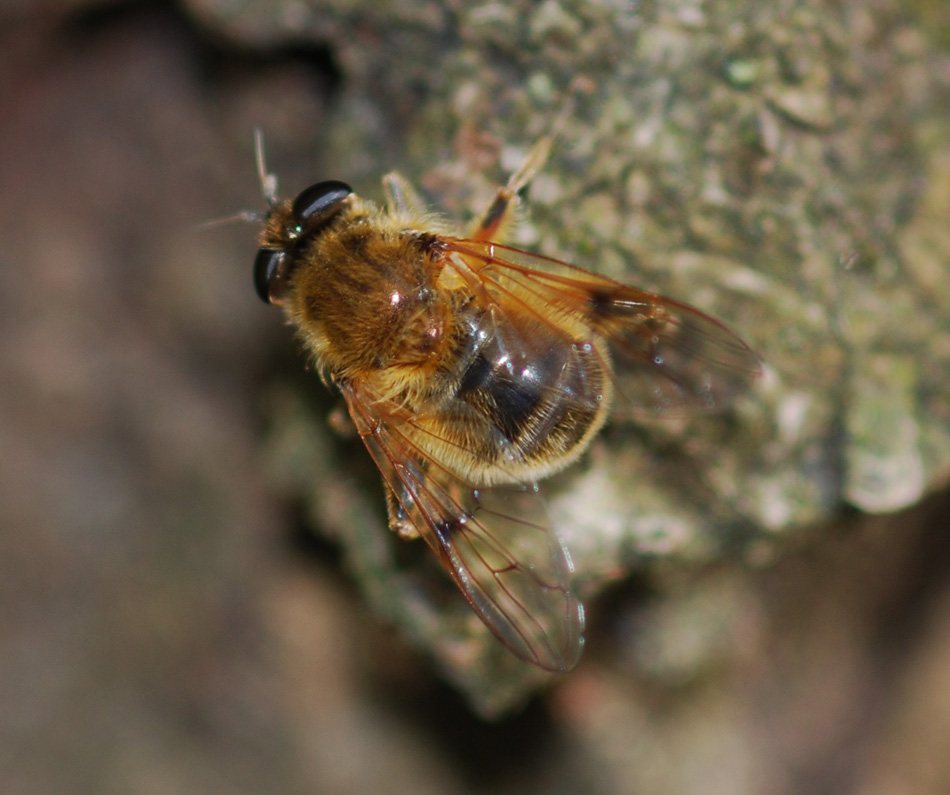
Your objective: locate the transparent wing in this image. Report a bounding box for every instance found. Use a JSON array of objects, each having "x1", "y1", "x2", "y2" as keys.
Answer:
[
  {"x1": 342, "y1": 383, "x2": 584, "y2": 672},
  {"x1": 441, "y1": 239, "x2": 762, "y2": 417}
]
